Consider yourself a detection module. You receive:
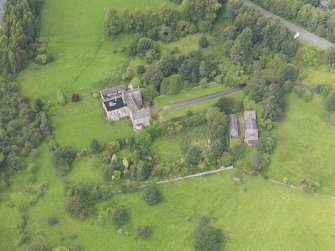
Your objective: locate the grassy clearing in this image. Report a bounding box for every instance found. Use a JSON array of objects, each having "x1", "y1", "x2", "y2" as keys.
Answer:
[
  {"x1": 154, "y1": 83, "x2": 227, "y2": 107},
  {"x1": 268, "y1": 93, "x2": 335, "y2": 194},
  {"x1": 295, "y1": 40, "x2": 335, "y2": 87},
  {"x1": 151, "y1": 137, "x2": 184, "y2": 162},
  {"x1": 151, "y1": 124, "x2": 209, "y2": 163},
  {"x1": 159, "y1": 33, "x2": 203, "y2": 57}
]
